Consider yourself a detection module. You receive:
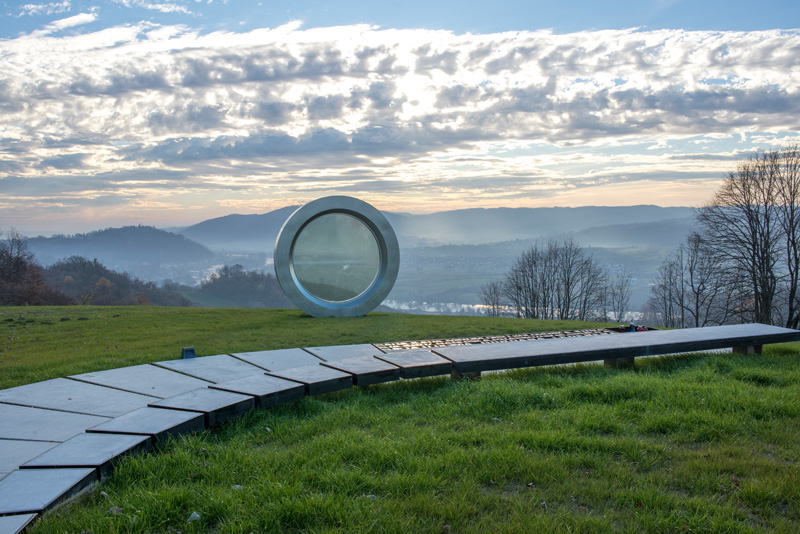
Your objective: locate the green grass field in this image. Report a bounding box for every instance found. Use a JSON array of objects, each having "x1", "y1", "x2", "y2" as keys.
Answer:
[
  {"x1": 0, "y1": 306, "x2": 598, "y2": 390},
  {"x1": 2, "y1": 307, "x2": 798, "y2": 533}
]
